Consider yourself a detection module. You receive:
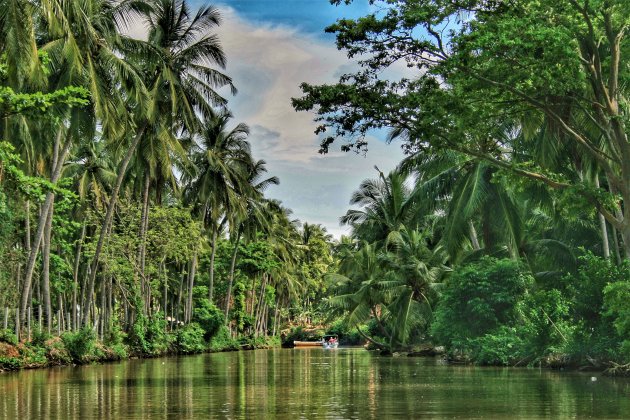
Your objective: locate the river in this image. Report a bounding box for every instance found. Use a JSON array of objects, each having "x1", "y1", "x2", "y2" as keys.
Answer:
[{"x1": 0, "y1": 348, "x2": 629, "y2": 418}]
